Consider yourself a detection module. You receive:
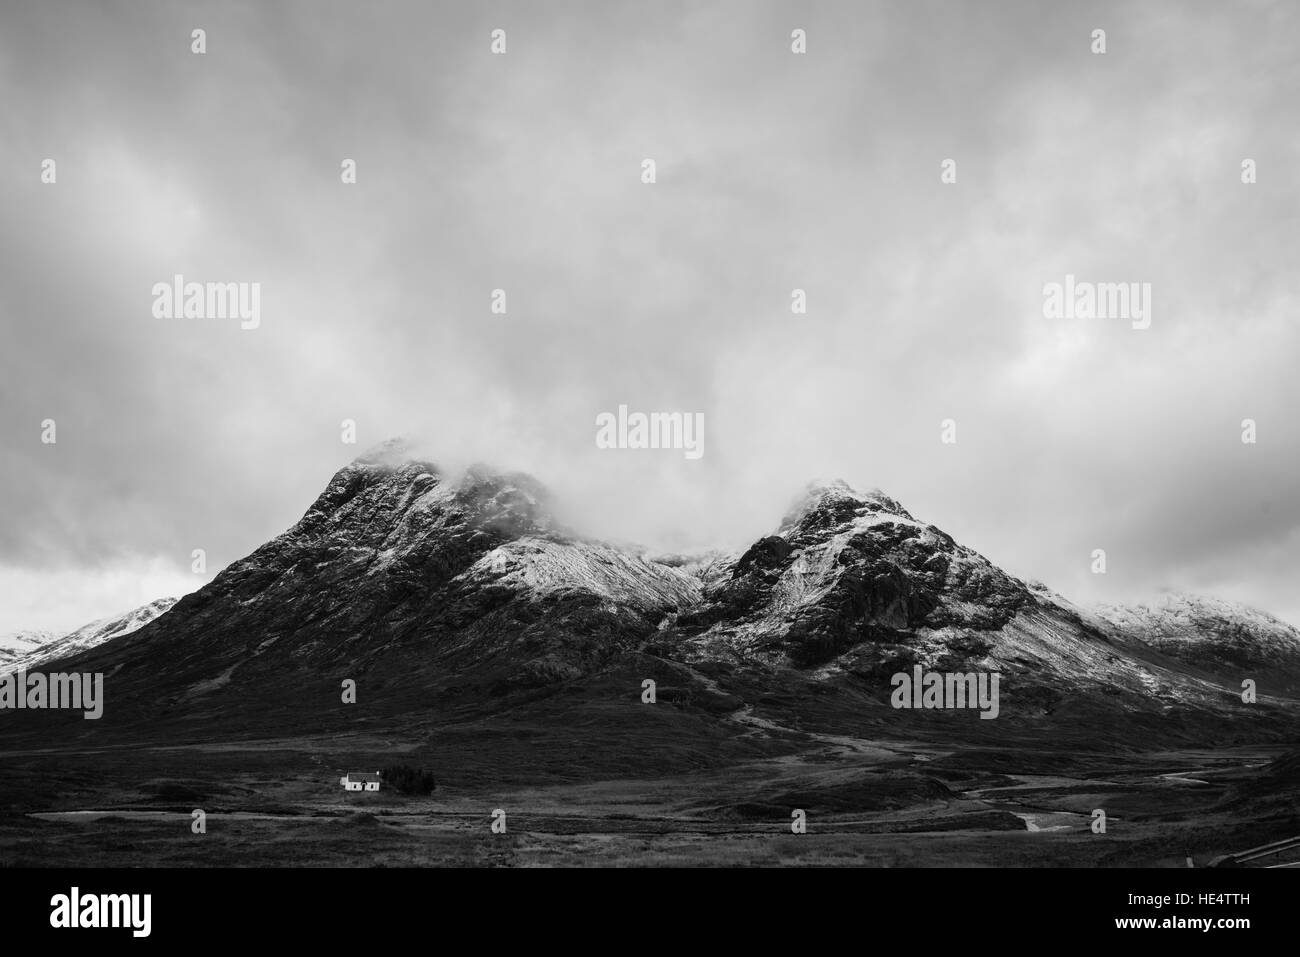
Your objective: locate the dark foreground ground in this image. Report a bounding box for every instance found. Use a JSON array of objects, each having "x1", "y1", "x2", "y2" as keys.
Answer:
[
  {"x1": 2, "y1": 728, "x2": 1296, "y2": 867},
  {"x1": 3, "y1": 657, "x2": 1297, "y2": 867}
]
